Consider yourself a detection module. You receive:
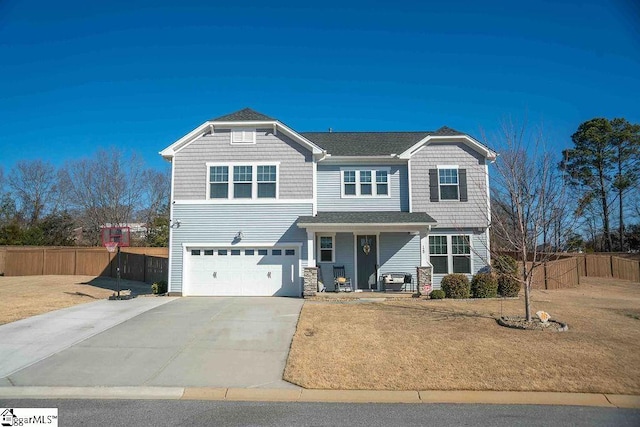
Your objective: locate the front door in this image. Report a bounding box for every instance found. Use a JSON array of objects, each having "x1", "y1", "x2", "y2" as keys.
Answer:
[{"x1": 357, "y1": 235, "x2": 377, "y2": 290}]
